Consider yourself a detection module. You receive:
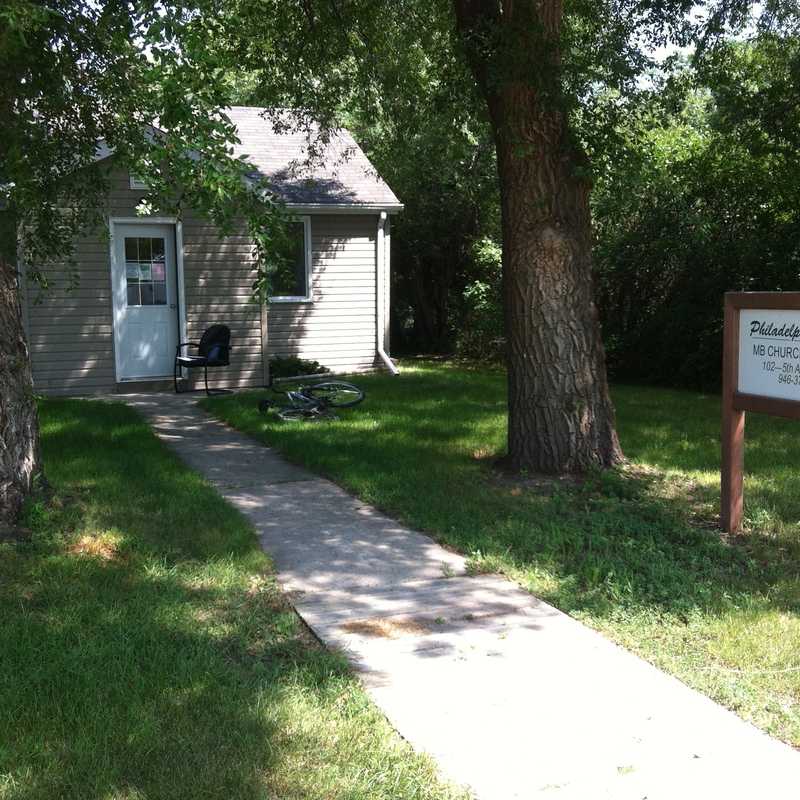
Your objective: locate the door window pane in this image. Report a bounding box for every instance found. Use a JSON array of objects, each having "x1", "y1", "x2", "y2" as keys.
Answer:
[
  {"x1": 140, "y1": 283, "x2": 155, "y2": 305},
  {"x1": 124, "y1": 236, "x2": 168, "y2": 307},
  {"x1": 138, "y1": 237, "x2": 152, "y2": 262}
]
